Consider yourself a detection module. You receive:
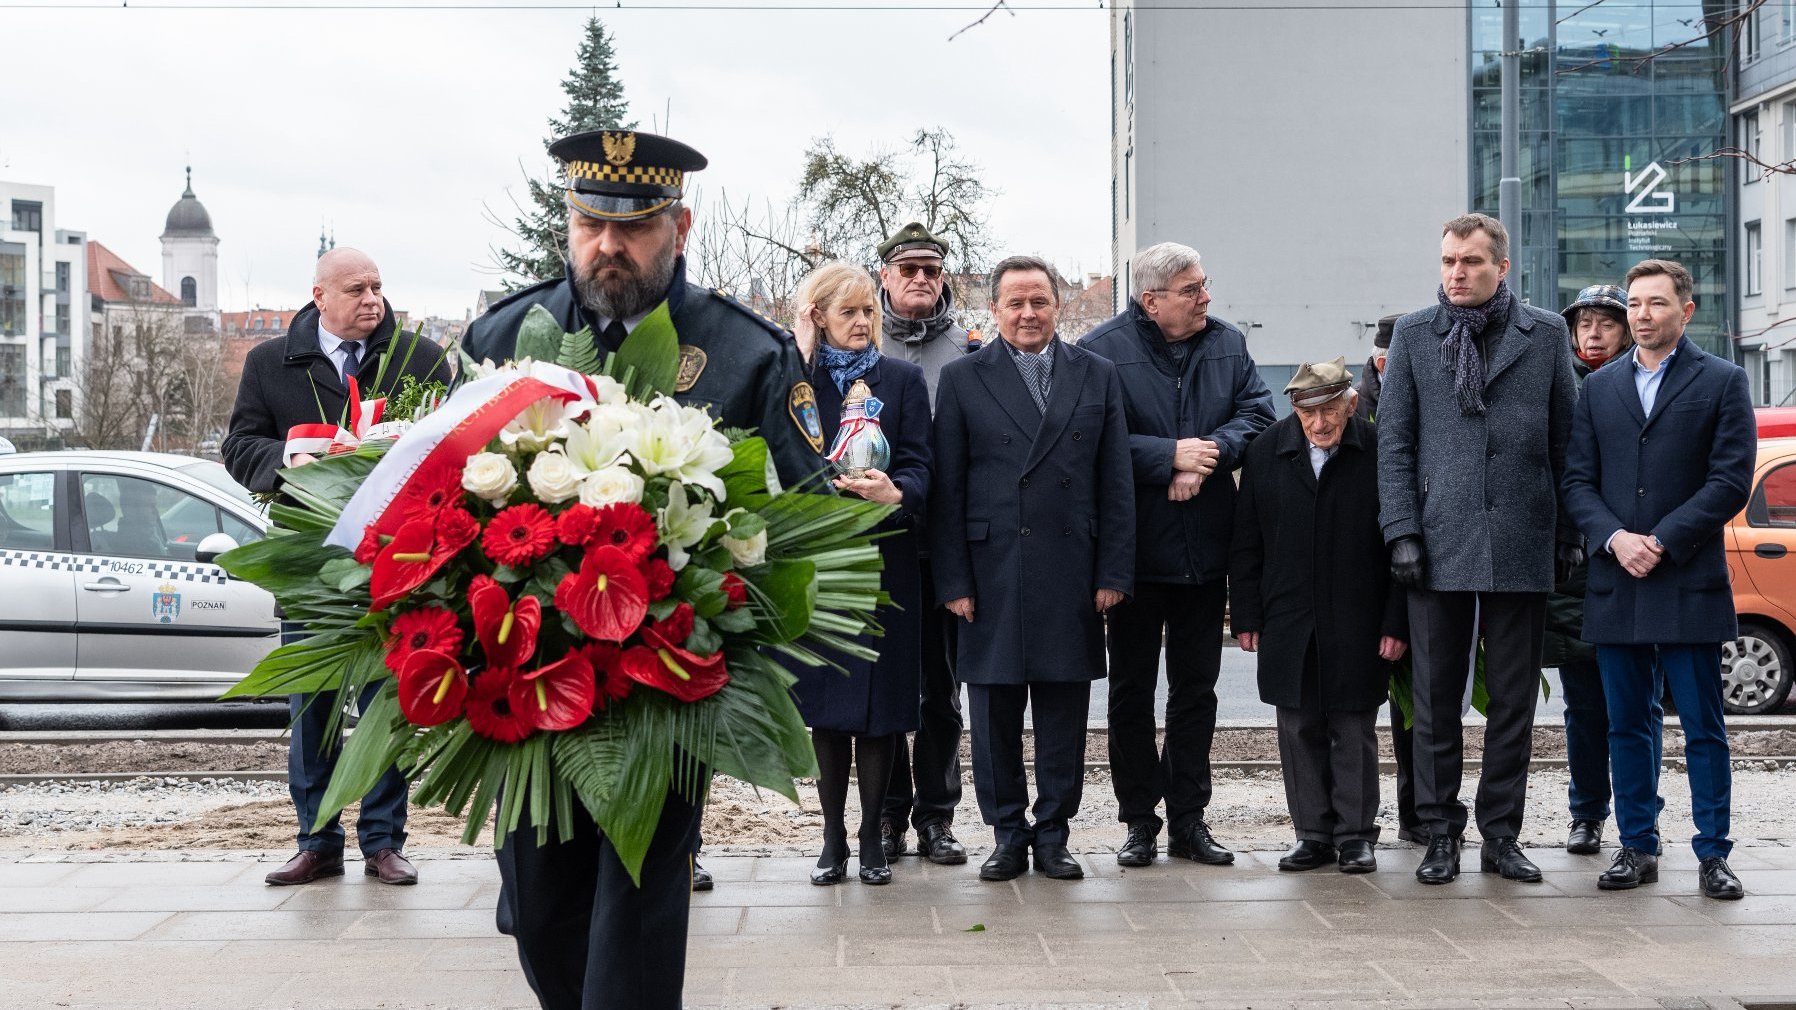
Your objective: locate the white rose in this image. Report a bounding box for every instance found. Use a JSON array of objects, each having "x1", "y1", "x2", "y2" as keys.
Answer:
[
  {"x1": 722, "y1": 508, "x2": 767, "y2": 567},
  {"x1": 526, "y1": 450, "x2": 583, "y2": 504},
  {"x1": 578, "y1": 466, "x2": 646, "y2": 507},
  {"x1": 589, "y1": 375, "x2": 627, "y2": 406},
  {"x1": 462, "y1": 452, "x2": 519, "y2": 504}
]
